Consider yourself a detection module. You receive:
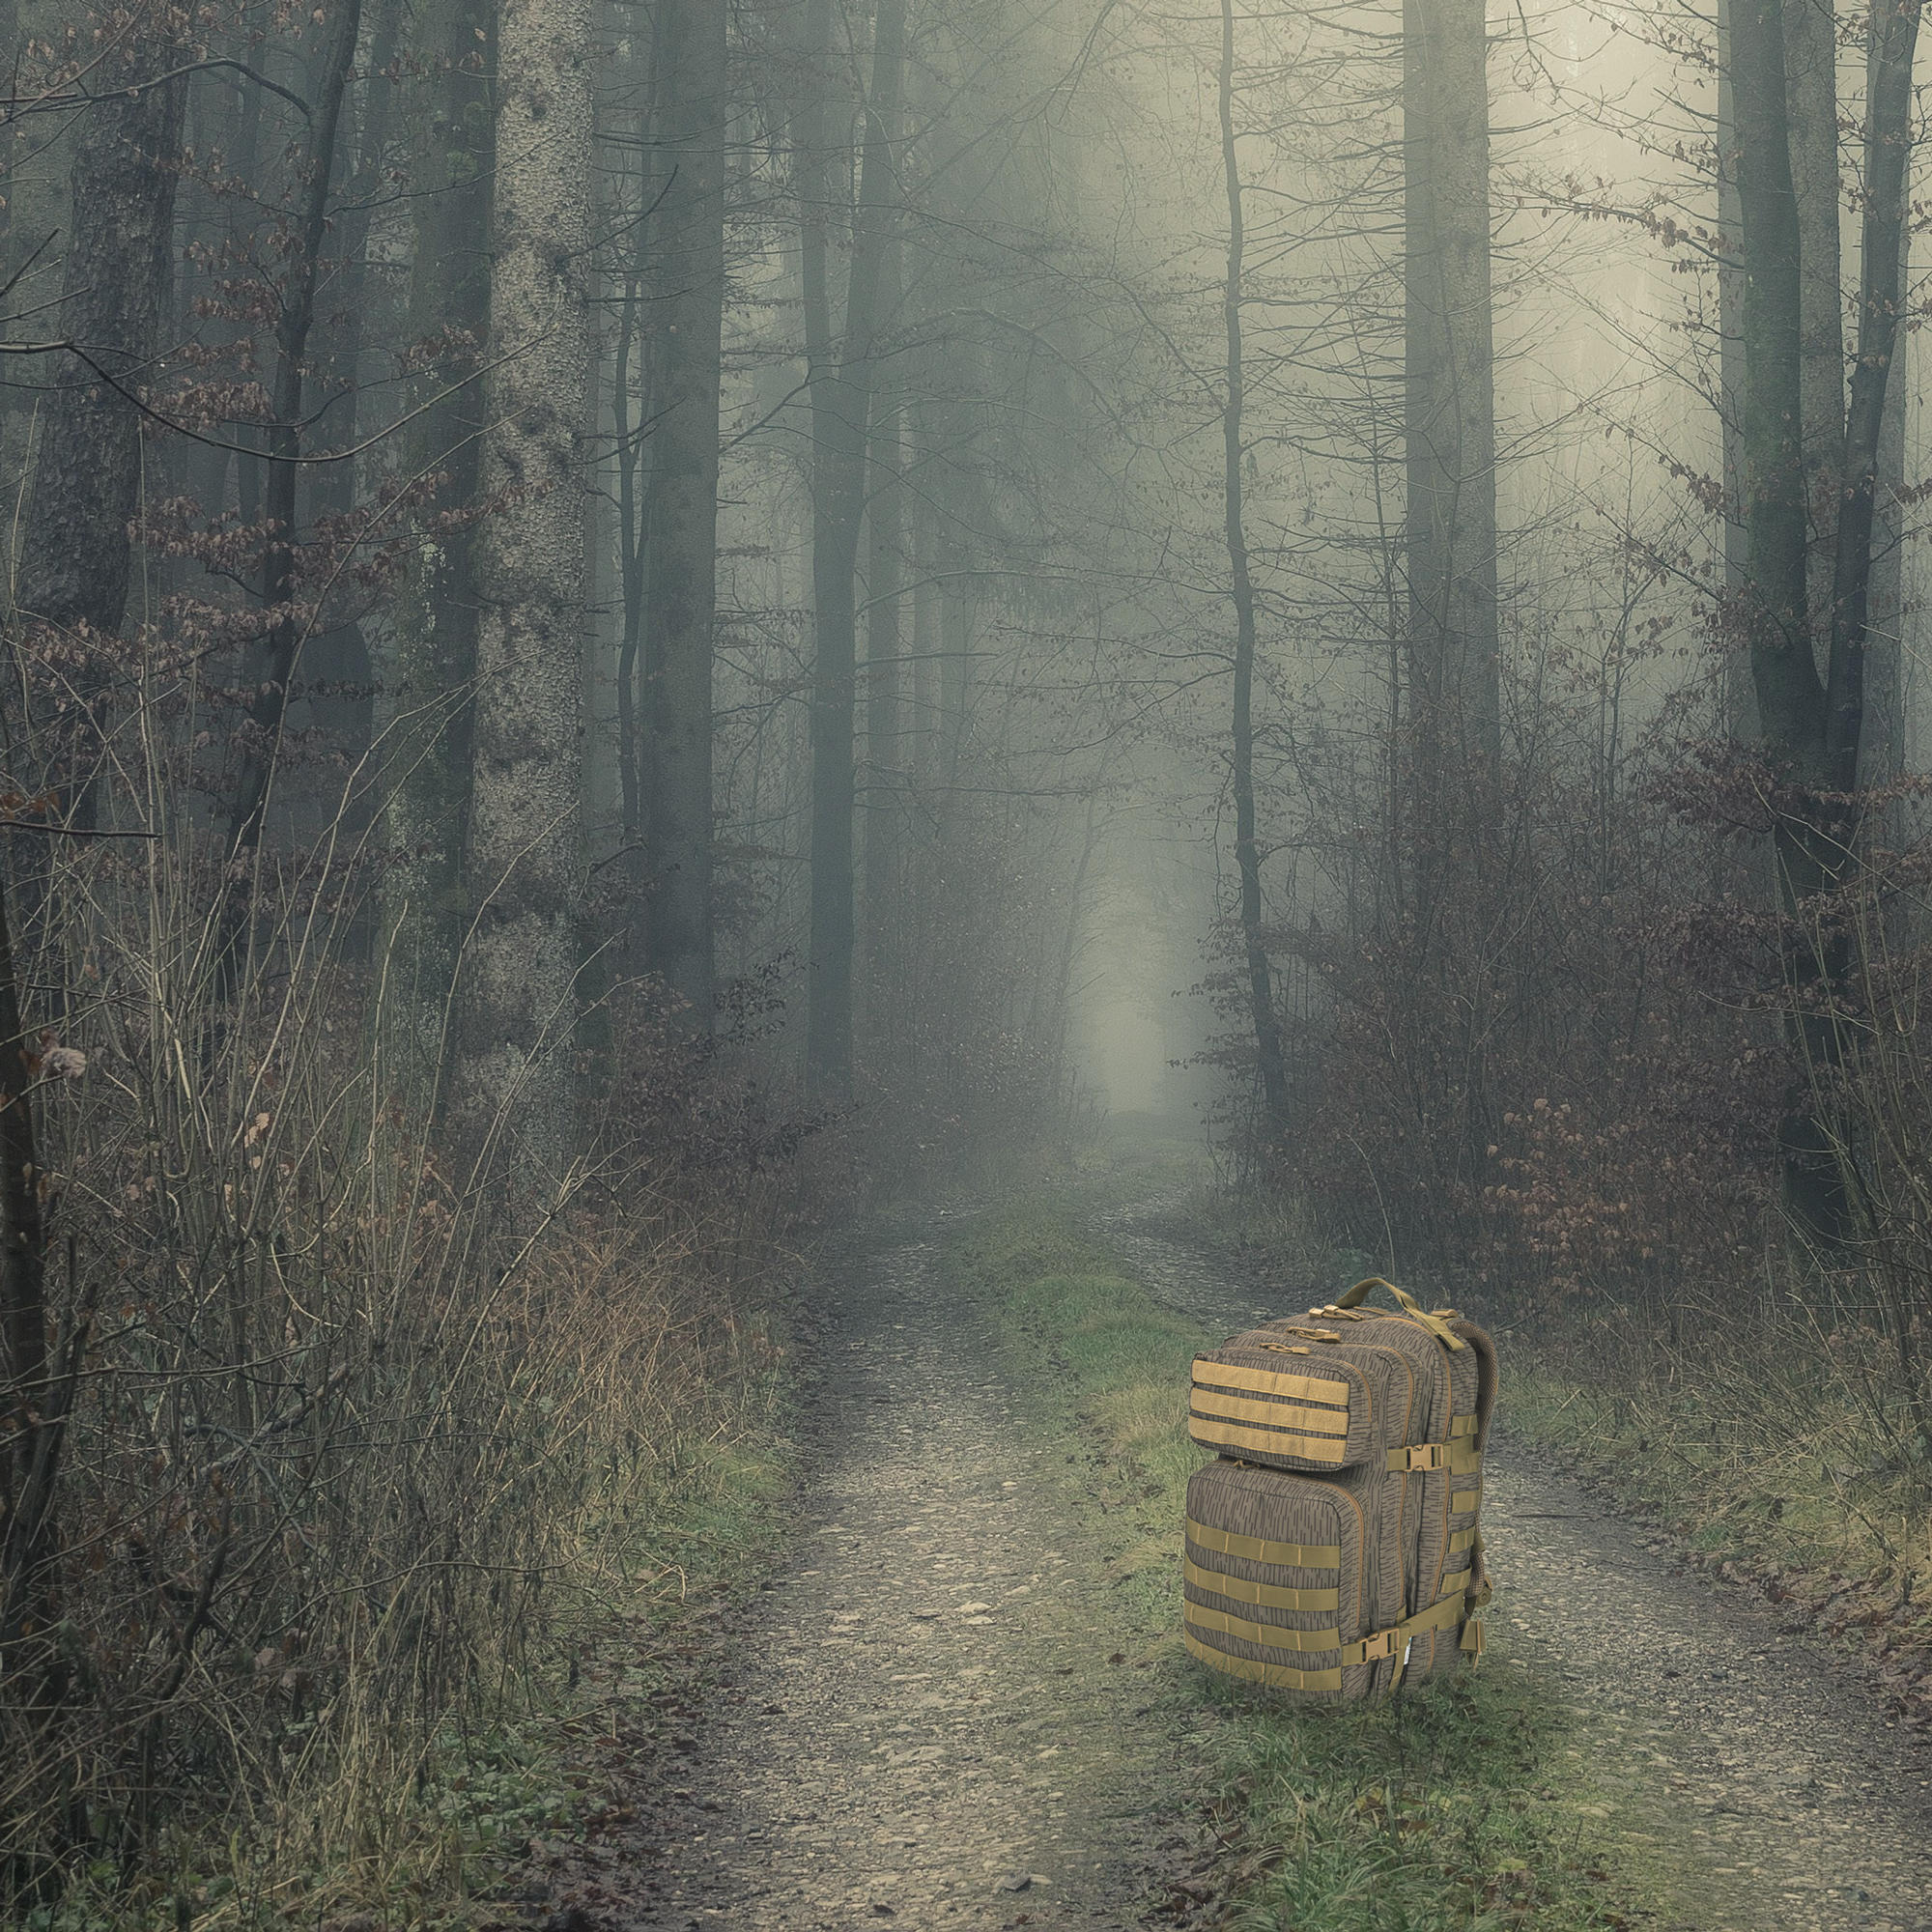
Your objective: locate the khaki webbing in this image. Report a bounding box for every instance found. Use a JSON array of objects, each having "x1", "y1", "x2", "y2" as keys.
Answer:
[
  {"x1": 1192, "y1": 1357, "x2": 1353, "y2": 1407},
  {"x1": 1451, "y1": 1488, "x2": 1481, "y2": 1513},
  {"x1": 1184, "y1": 1518, "x2": 1340, "y2": 1569},
  {"x1": 1449, "y1": 1441, "x2": 1481, "y2": 1476},
  {"x1": 1184, "y1": 1589, "x2": 1469, "y2": 1678},
  {"x1": 1184, "y1": 1625, "x2": 1345, "y2": 1692},
  {"x1": 1461, "y1": 1618, "x2": 1485, "y2": 1658},
  {"x1": 1450, "y1": 1413, "x2": 1478, "y2": 1437},
  {"x1": 1183, "y1": 1602, "x2": 1342, "y2": 1652},
  {"x1": 1189, "y1": 1387, "x2": 1350, "y2": 1436},
  {"x1": 1446, "y1": 1525, "x2": 1476, "y2": 1555},
  {"x1": 1184, "y1": 1556, "x2": 1341, "y2": 1612},
  {"x1": 1190, "y1": 1415, "x2": 1348, "y2": 1463},
  {"x1": 1341, "y1": 1590, "x2": 1467, "y2": 1663}
]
